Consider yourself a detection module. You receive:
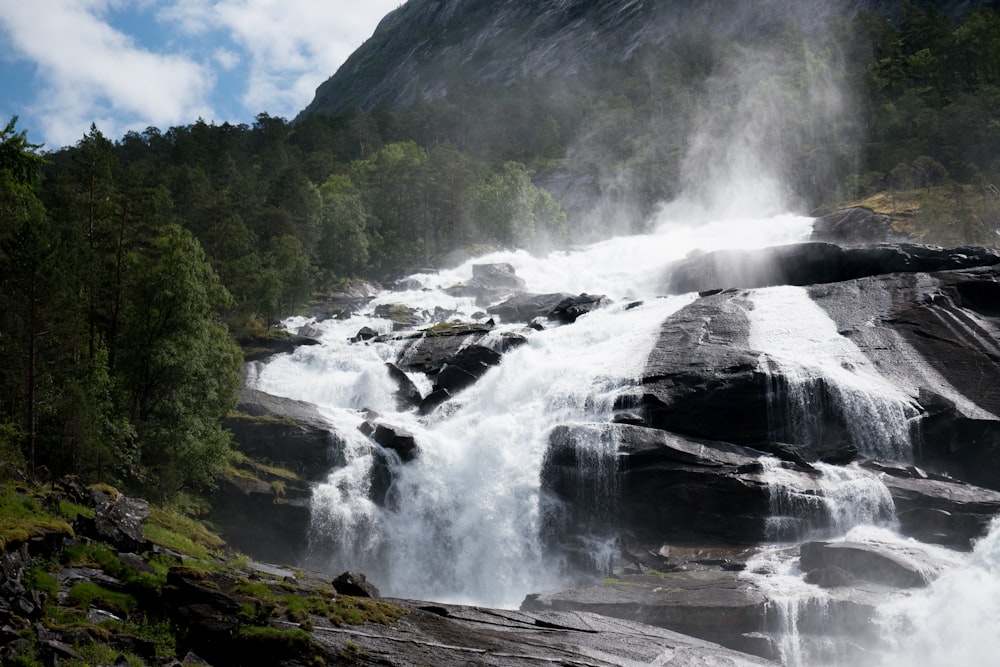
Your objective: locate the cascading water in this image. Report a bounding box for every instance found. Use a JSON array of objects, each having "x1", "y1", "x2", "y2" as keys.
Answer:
[
  {"x1": 250, "y1": 213, "x2": 815, "y2": 607},
  {"x1": 746, "y1": 285, "x2": 921, "y2": 461}
]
